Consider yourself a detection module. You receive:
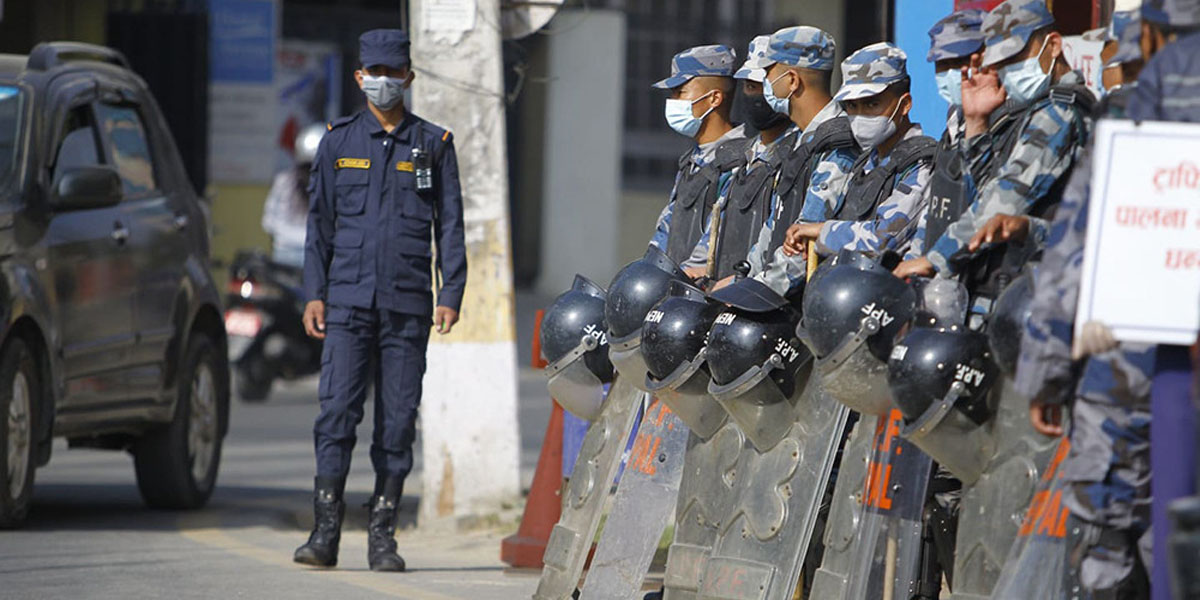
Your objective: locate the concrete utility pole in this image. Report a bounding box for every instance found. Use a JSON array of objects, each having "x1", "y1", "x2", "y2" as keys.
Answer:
[{"x1": 409, "y1": 0, "x2": 521, "y2": 525}]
